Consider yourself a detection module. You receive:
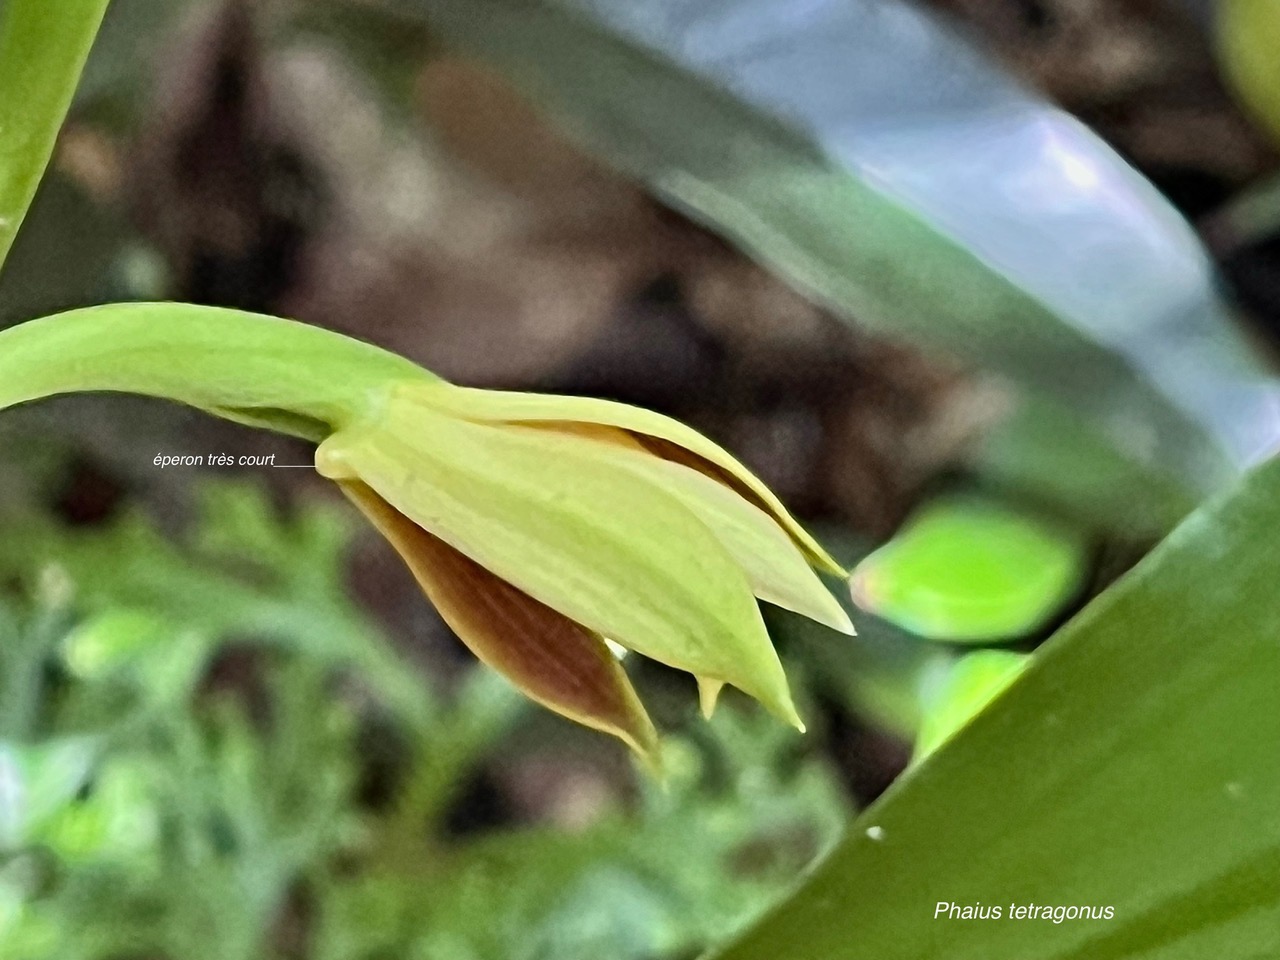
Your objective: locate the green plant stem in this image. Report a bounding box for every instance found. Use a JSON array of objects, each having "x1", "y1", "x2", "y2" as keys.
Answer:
[
  {"x1": 0, "y1": 0, "x2": 112, "y2": 273},
  {"x1": 0, "y1": 303, "x2": 434, "y2": 437}
]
